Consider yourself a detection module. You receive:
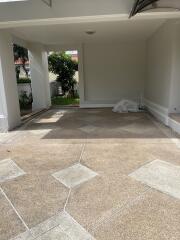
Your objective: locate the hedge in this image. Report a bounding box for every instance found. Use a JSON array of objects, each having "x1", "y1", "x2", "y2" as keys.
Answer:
[{"x1": 17, "y1": 77, "x2": 31, "y2": 84}]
